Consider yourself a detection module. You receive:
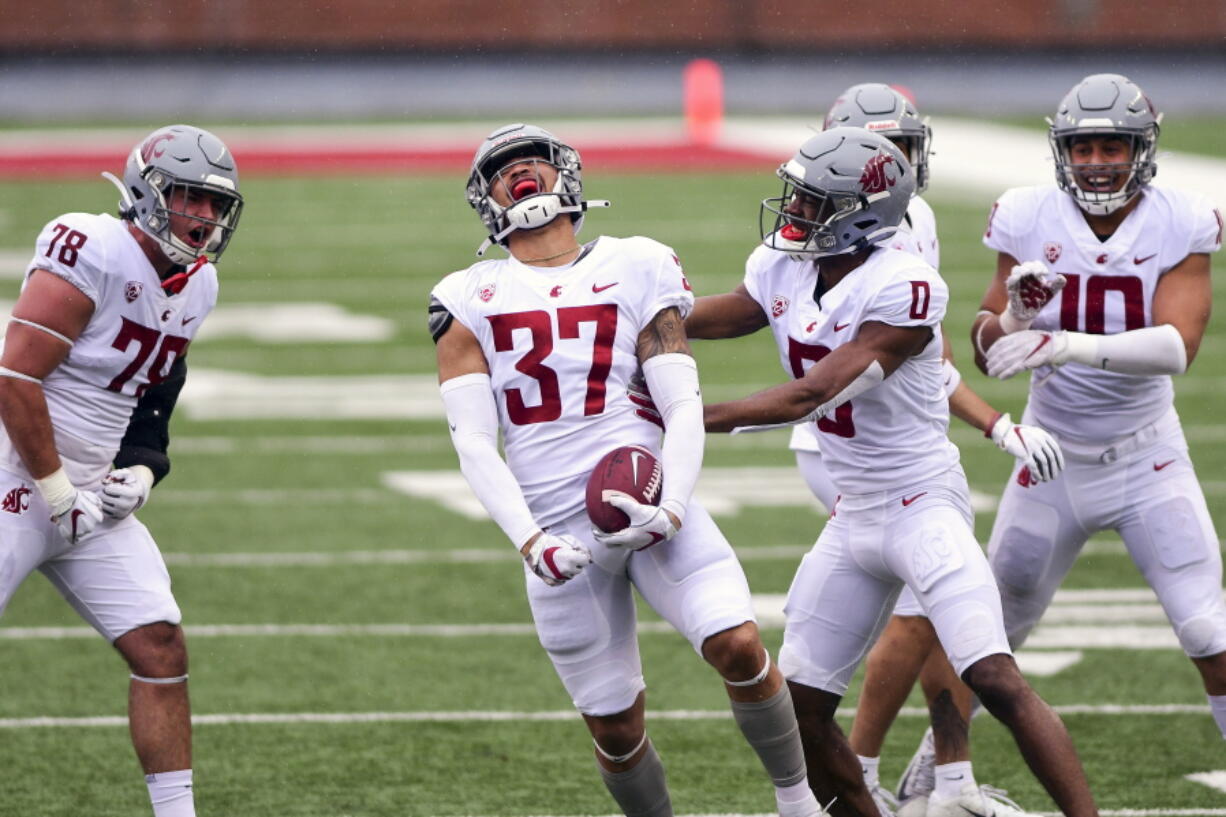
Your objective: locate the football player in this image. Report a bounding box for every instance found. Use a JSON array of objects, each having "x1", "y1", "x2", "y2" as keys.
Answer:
[
  {"x1": 689, "y1": 127, "x2": 1098, "y2": 817},
  {"x1": 814, "y1": 84, "x2": 1053, "y2": 817},
  {"x1": 430, "y1": 123, "x2": 824, "y2": 817},
  {"x1": 965, "y1": 74, "x2": 1226, "y2": 752},
  {"x1": 0, "y1": 125, "x2": 242, "y2": 817}
]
